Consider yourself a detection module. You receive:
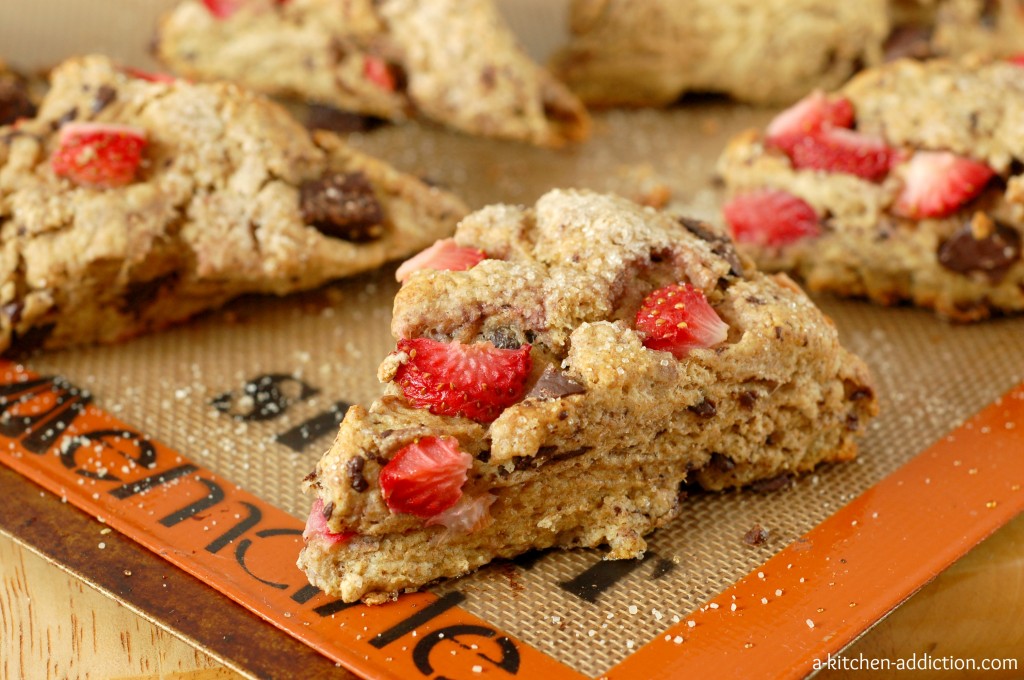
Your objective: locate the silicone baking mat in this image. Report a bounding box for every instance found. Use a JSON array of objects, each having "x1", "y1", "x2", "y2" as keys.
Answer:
[{"x1": 1, "y1": 2, "x2": 1023, "y2": 678}]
